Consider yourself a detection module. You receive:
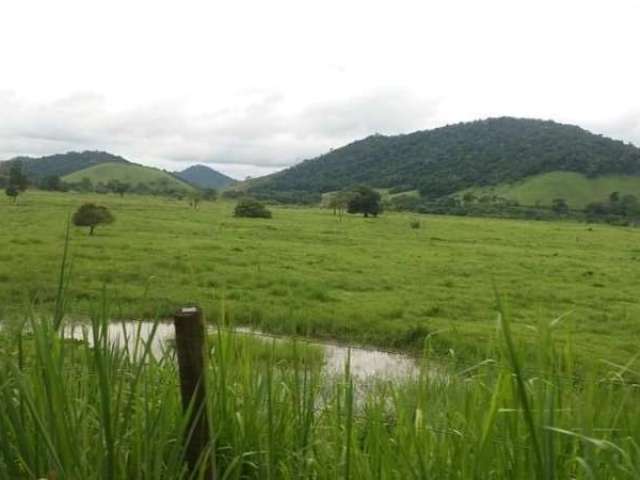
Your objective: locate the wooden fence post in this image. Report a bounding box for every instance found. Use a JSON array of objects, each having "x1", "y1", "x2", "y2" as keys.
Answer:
[{"x1": 173, "y1": 305, "x2": 215, "y2": 479}]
